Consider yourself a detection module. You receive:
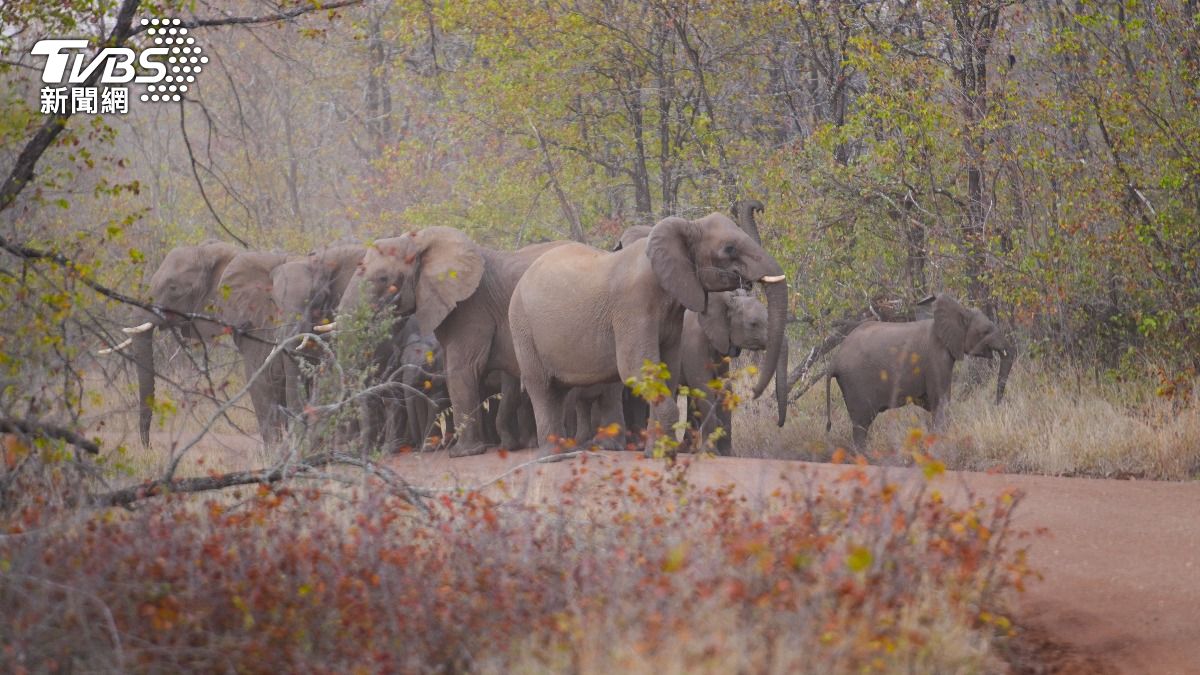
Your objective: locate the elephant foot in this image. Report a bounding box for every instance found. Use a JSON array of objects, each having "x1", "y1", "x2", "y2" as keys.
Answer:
[{"x1": 448, "y1": 442, "x2": 488, "y2": 459}]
